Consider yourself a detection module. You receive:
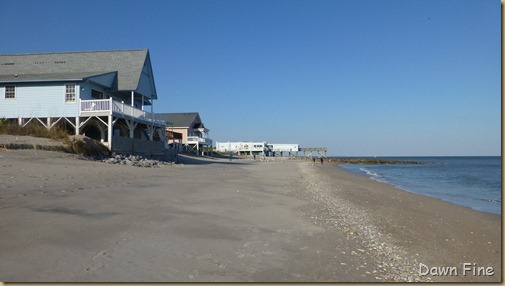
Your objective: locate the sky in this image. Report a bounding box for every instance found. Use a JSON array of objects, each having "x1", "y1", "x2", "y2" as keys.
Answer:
[{"x1": 0, "y1": 0, "x2": 501, "y2": 156}]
